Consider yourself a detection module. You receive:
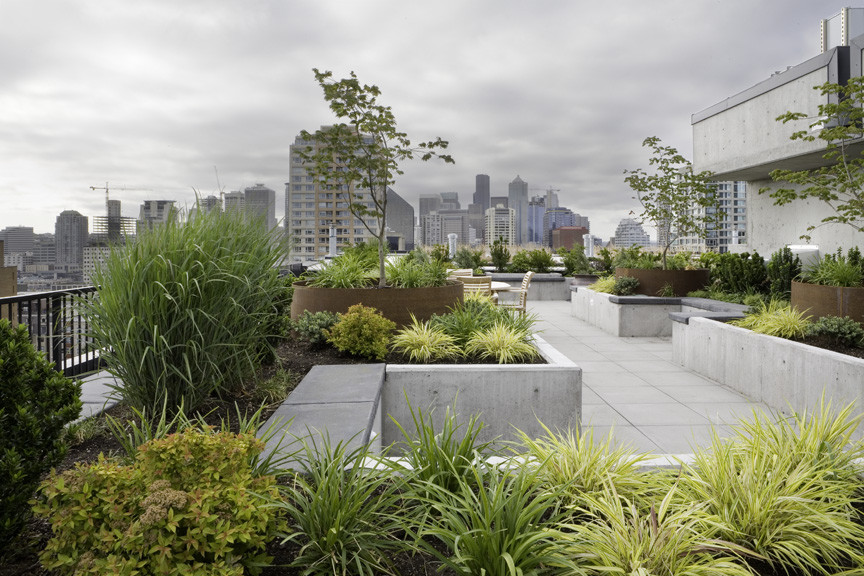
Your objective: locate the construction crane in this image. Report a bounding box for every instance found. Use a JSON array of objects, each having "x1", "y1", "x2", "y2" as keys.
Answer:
[{"x1": 90, "y1": 182, "x2": 111, "y2": 208}]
